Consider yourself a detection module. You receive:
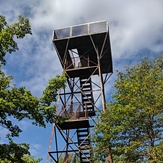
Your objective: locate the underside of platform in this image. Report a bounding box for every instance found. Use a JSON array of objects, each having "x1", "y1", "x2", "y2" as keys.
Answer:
[
  {"x1": 58, "y1": 118, "x2": 90, "y2": 130},
  {"x1": 53, "y1": 33, "x2": 112, "y2": 78}
]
